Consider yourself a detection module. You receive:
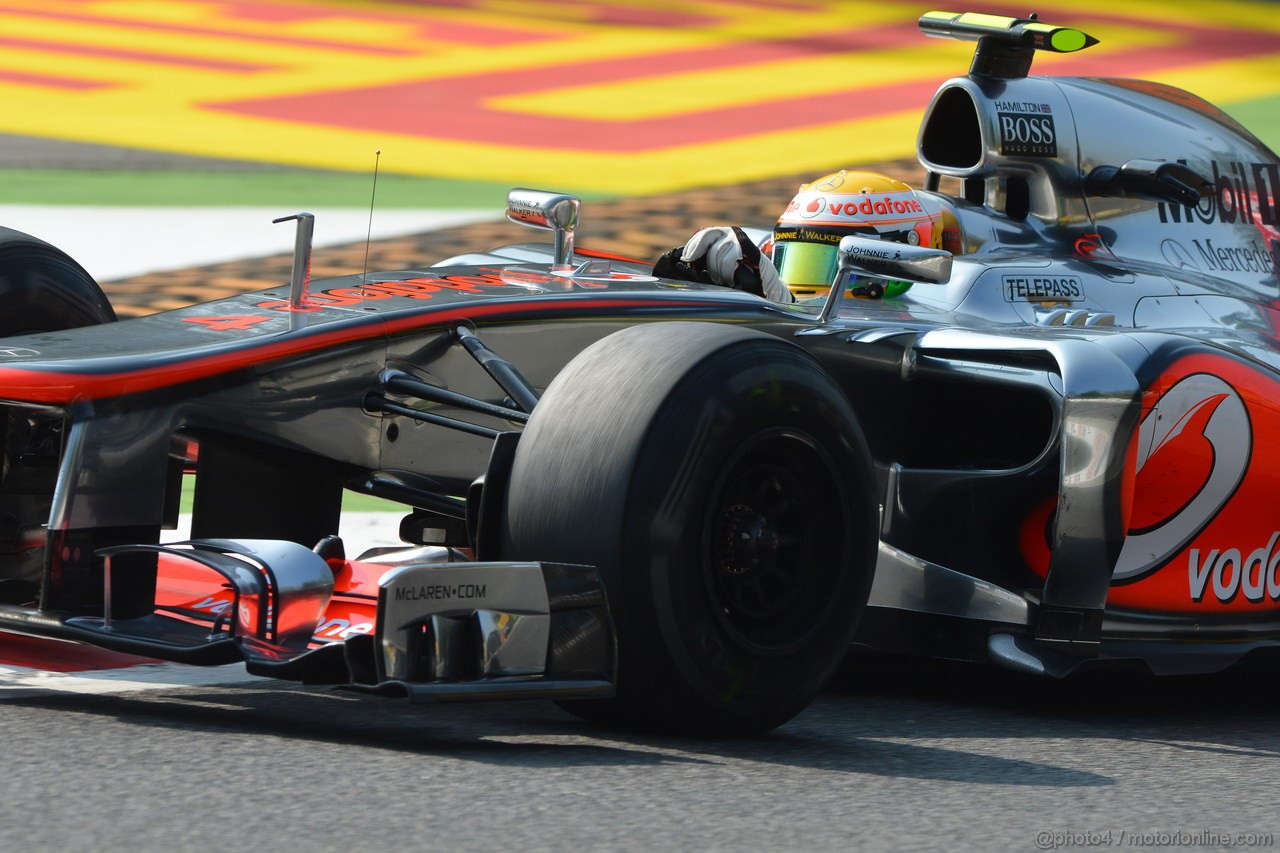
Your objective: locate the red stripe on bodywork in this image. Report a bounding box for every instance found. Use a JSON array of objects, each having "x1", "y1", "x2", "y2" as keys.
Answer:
[
  {"x1": 575, "y1": 247, "x2": 649, "y2": 263},
  {"x1": 0, "y1": 296, "x2": 727, "y2": 403},
  {"x1": 0, "y1": 631, "x2": 160, "y2": 672}
]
